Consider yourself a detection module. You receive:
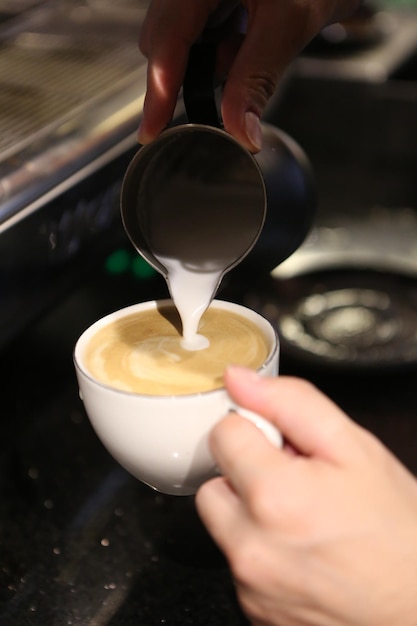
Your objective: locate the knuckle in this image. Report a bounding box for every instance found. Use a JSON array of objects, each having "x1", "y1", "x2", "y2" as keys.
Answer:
[
  {"x1": 356, "y1": 426, "x2": 393, "y2": 467},
  {"x1": 237, "y1": 593, "x2": 267, "y2": 626},
  {"x1": 247, "y1": 71, "x2": 277, "y2": 109},
  {"x1": 229, "y1": 537, "x2": 261, "y2": 586},
  {"x1": 246, "y1": 475, "x2": 282, "y2": 526}
]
